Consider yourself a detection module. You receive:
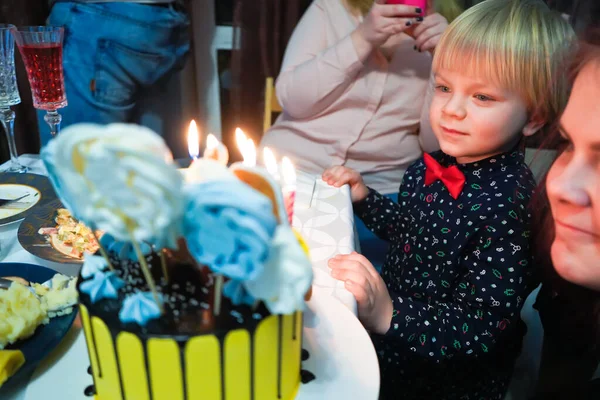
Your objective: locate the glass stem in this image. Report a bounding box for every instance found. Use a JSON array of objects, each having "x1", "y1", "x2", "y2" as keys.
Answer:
[
  {"x1": 44, "y1": 109, "x2": 62, "y2": 136},
  {"x1": 0, "y1": 107, "x2": 21, "y2": 167}
]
